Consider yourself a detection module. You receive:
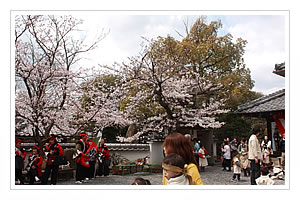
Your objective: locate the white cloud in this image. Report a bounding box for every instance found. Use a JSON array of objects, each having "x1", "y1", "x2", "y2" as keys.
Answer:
[
  {"x1": 74, "y1": 14, "x2": 287, "y2": 95},
  {"x1": 225, "y1": 15, "x2": 286, "y2": 94},
  {"x1": 76, "y1": 15, "x2": 195, "y2": 67}
]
